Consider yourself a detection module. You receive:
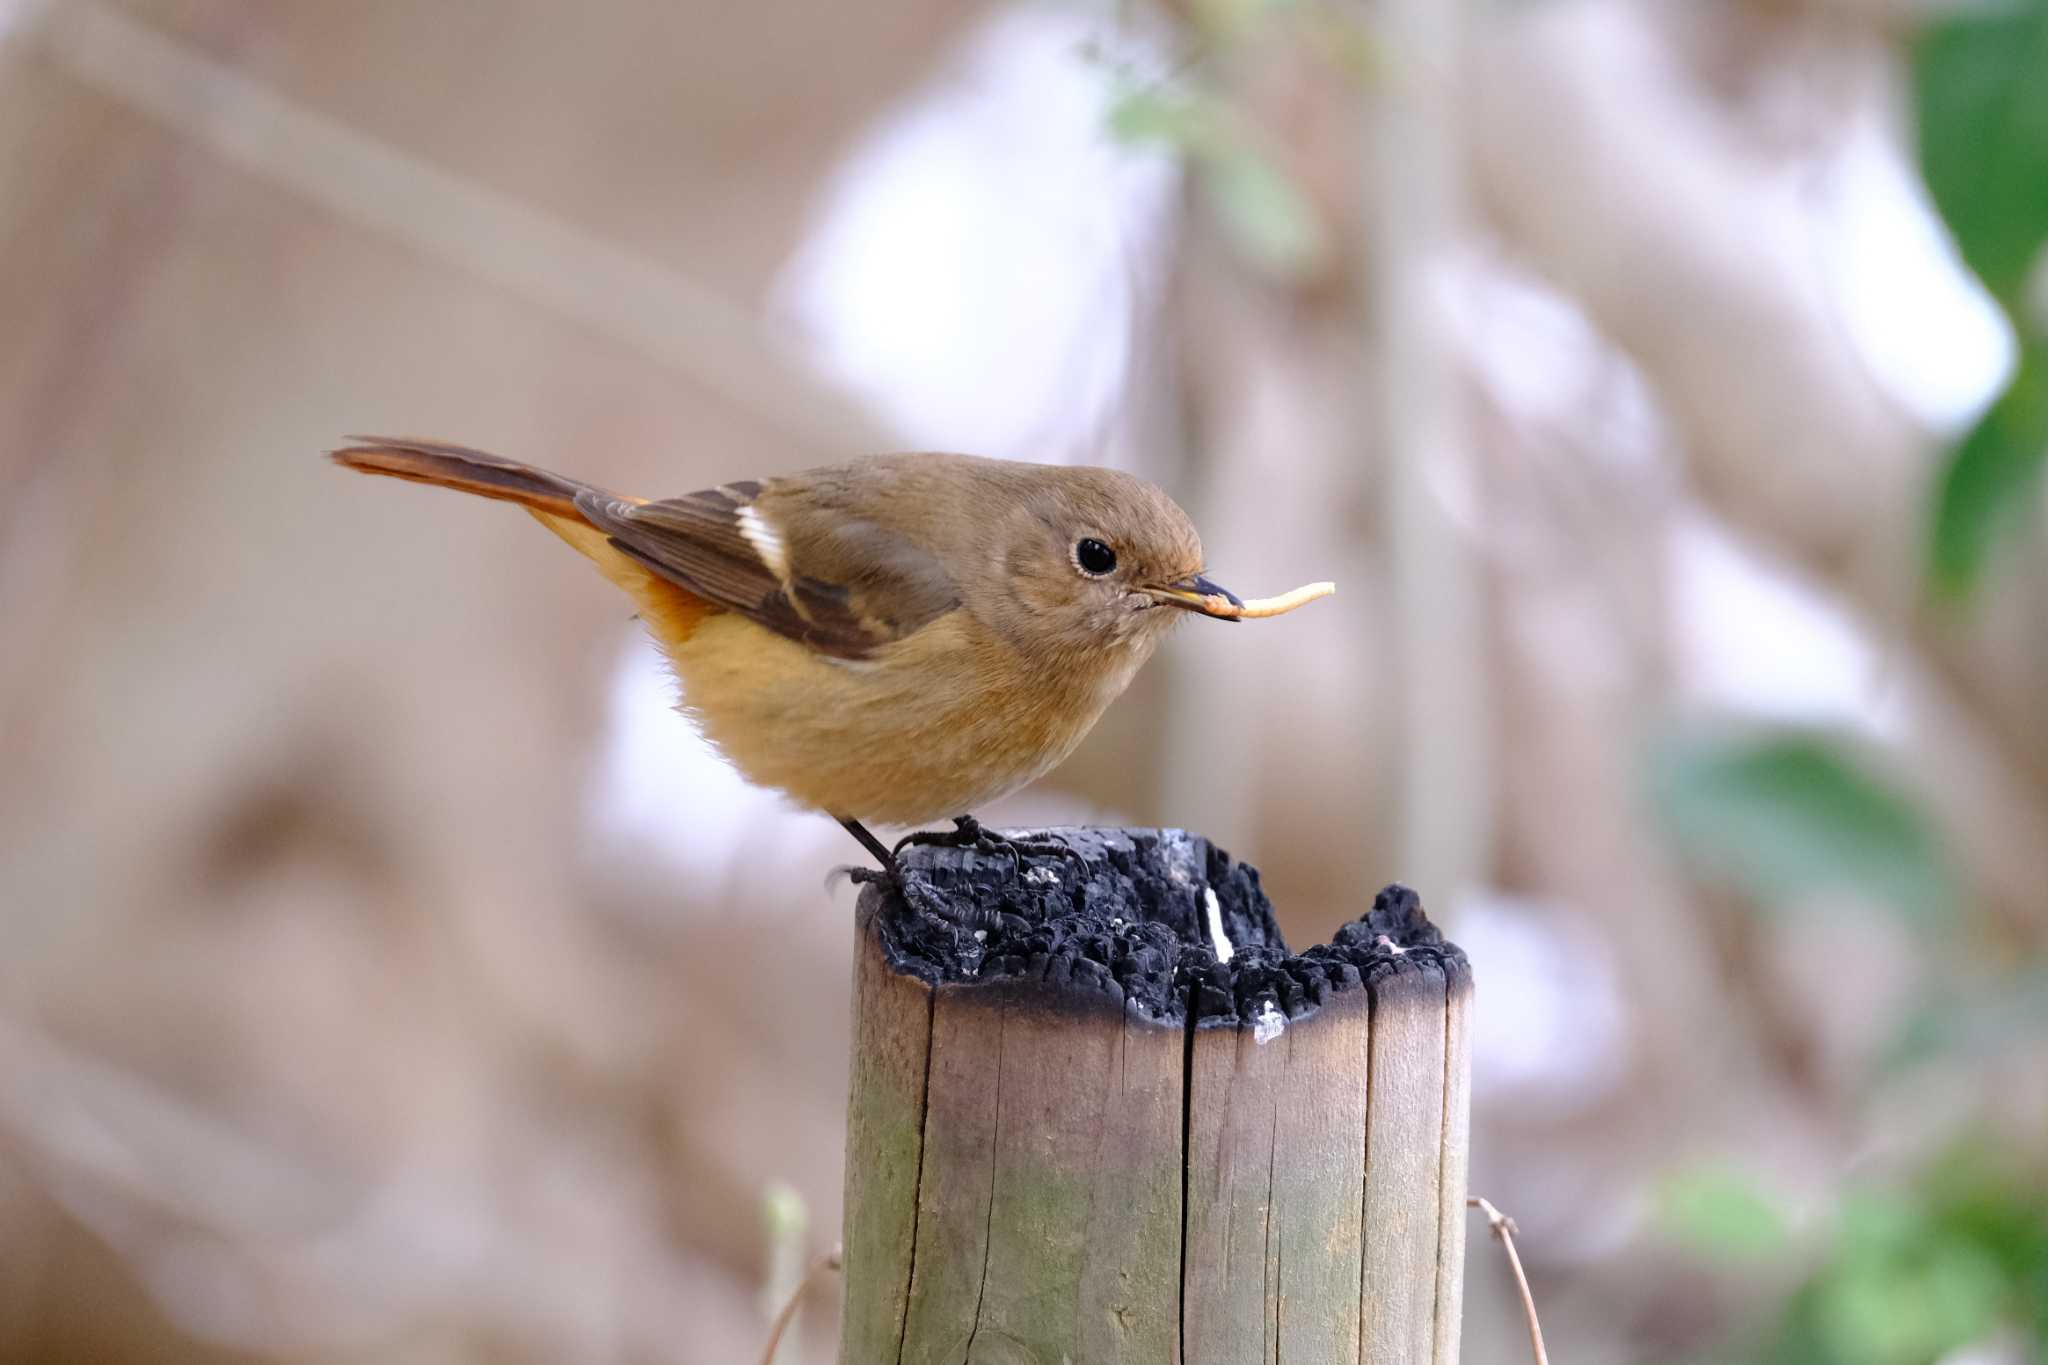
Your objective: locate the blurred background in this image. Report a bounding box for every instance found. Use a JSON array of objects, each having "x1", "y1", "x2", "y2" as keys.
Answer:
[{"x1": 2, "y1": 0, "x2": 2045, "y2": 1361}]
